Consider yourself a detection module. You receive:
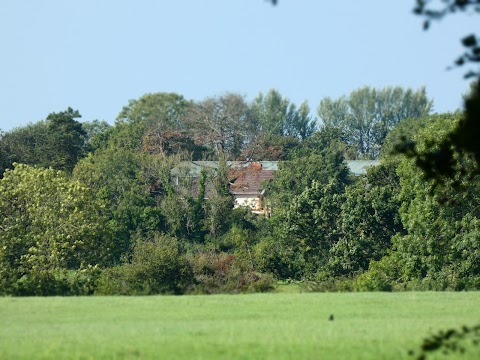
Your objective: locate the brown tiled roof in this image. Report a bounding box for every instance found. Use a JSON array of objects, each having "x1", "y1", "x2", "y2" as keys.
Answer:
[{"x1": 229, "y1": 162, "x2": 275, "y2": 195}]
